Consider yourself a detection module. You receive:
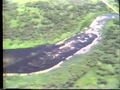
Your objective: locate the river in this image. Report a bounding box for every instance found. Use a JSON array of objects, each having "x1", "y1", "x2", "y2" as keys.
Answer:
[{"x1": 3, "y1": 14, "x2": 119, "y2": 74}]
